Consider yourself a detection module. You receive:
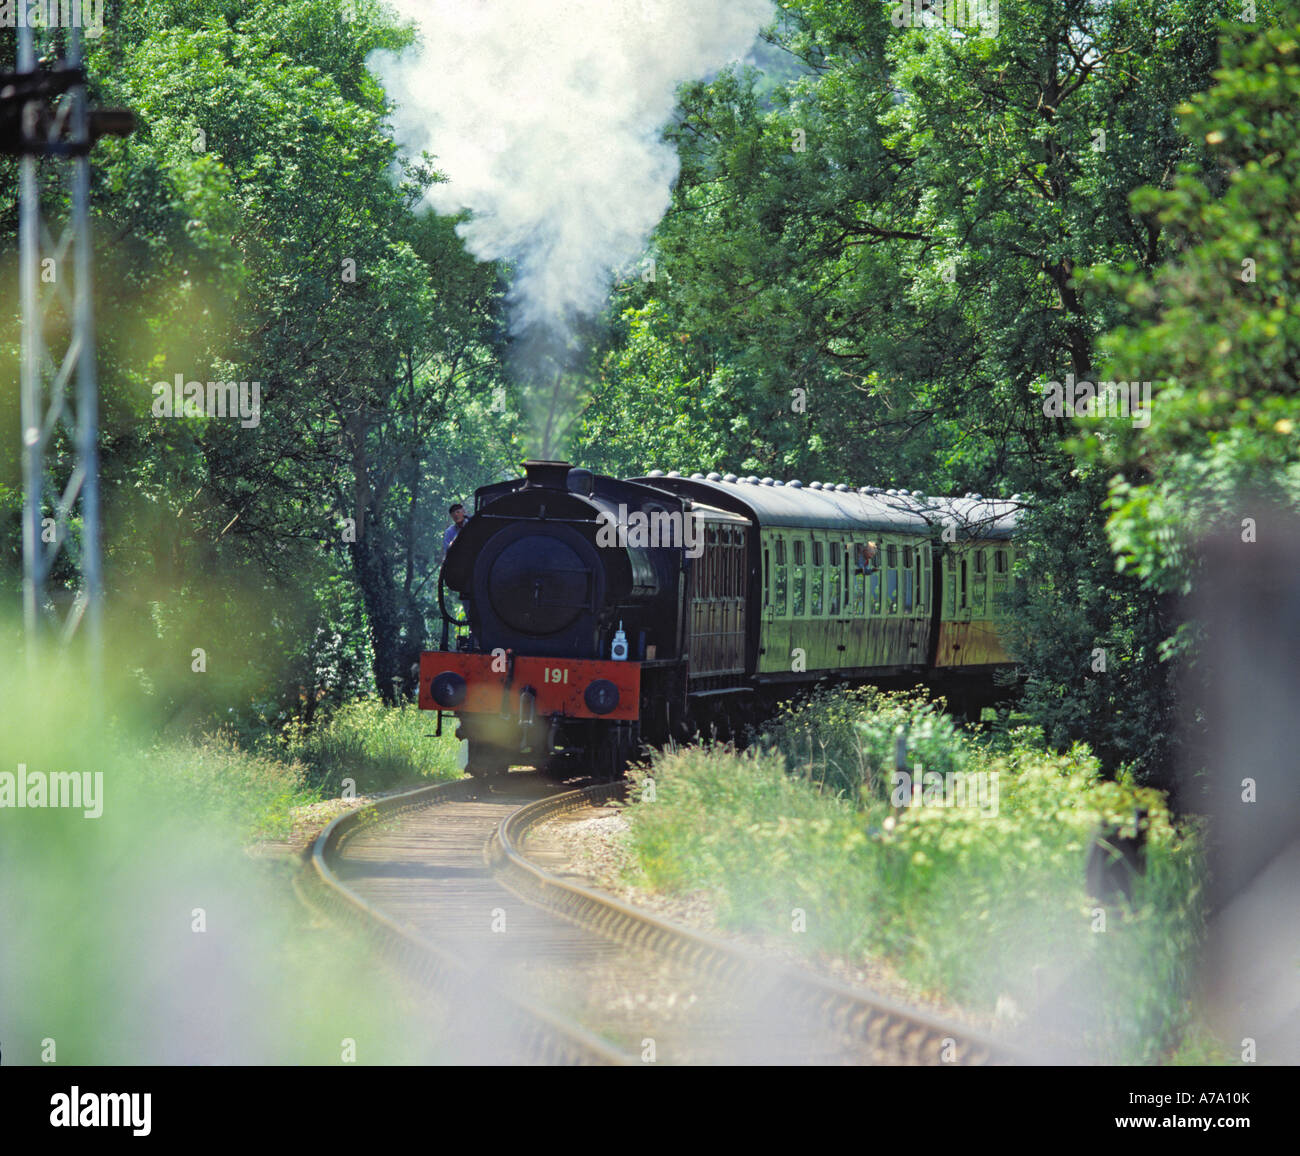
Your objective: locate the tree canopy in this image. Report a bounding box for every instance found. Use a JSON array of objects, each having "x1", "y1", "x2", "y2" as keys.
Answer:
[{"x1": 2, "y1": 0, "x2": 1295, "y2": 785}]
